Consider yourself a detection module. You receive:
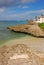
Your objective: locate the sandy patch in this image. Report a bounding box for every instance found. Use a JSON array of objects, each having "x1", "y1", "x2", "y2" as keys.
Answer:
[
  {"x1": 1, "y1": 36, "x2": 44, "y2": 52},
  {"x1": 10, "y1": 54, "x2": 29, "y2": 60}
]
